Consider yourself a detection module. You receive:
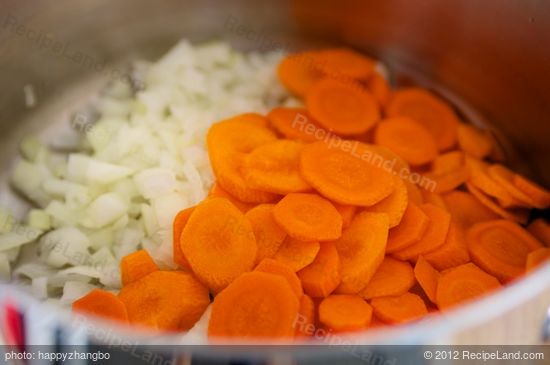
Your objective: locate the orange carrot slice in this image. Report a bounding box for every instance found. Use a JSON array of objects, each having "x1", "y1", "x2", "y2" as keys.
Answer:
[
  {"x1": 527, "y1": 218, "x2": 550, "y2": 246},
  {"x1": 332, "y1": 203, "x2": 357, "y2": 229},
  {"x1": 457, "y1": 124, "x2": 493, "y2": 159},
  {"x1": 371, "y1": 292, "x2": 428, "y2": 324},
  {"x1": 181, "y1": 198, "x2": 257, "y2": 292},
  {"x1": 208, "y1": 183, "x2": 255, "y2": 213},
  {"x1": 386, "y1": 202, "x2": 430, "y2": 253},
  {"x1": 274, "y1": 237, "x2": 320, "y2": 272},
  {"x1": 245, "y1": 204, "x2": 287, "y2": 263},
  {"x1": 364, "y1": 175, "x2": 409, "y2": 227},
  {"x1": 526, "y1": 248, "x2": 550, "y2": 271},
  {"x1": 465, "y1": 182, "x2": 530, "y2": 224},
  {"x1": 295, "y1": 294, "x2": 316, "y2": 337},
  {"x1": 277, "y1": 51, "x2": 324, "y2": 97},
  {"x1": 442, "y1": 191, "x2": 499, "y2": 229},
  {"x1": 420, "y1": 190, "x2": 447, "y2": 211},
  {"x1": 435, "y1": 263, "x2": 501, "y2": 310},
  {"x1": 386, "y1": 88, "x2": 459, "y2": 151},
  {"x1": 208, "y1": 271, "x2": 299, "y2": 338},
  {"x1": 273, "y1": 193, "x2": 342, "y2": 241},
  {"x1": 359, "y1": 257, "x2": 415, "y2": 300},
  {"x1": 467, "y1": 220, "x2": 543, "y2": 282},
  {"x1": 414, "y1": 256, "x2": 440, "y2": 303},
  {"x1": 119, "y1": 271, "x2": 210, "y2": 331},
  {"x1": 512, "y1": 173, "x2": 550, "y2": 209},
  {"x1": 468, "y1": 161, "x2": 524, "y2": 208},
  {"x1": 313, "y1": 48, "x2": 376, "y2": 81},
  {"x1": 73, "y1": 289, "x2": 128, "y2": 323},
  {"x1": 267, "y1": 107, "x2": 324, "y2": 142},
  {"x1": 424, "y1": 223, "x2": 470, "y2": 271},
  {"x1": 486, "y1": 164, "x2": 538, "y2": 208},
  {"x1": 334, "y1": 212, "x2": 389, "y2": 294},
  {"x1": 392, "y1": 203, "x2": 451, "y2": 261},
  {"x1": 374, "y1": 117, "x2": 438, "y2": 166},
  {"x1": 319, "y1": 295, "x2": 373, "y2": 331},
  {"x1": 255, "y1": 258, "x2": 303, "y2": 298},
  {"x1": 300, "y1": 141, "x2": 395, "y2": 206},
  {"x1": 431, "y1": 151, "x2": 465, "y2": 175},
  {"x1": 120, "y1": 249, "x2": 159, "y2": 286},
  {"x1": 306, "y1": 78, "x2": 380, "y2": 135},
  {"x1": 425, "y1": 152, "x2": 469, "y2": 194},
  {"x1": 366, "y1": 71, "x2": 392, "y2": 107},
  {"x1": 297, "y1": 242, "x2": 341, "y2": 298},
  {"x1": 173, "y1": 207, "x2": 195, "y2": 270},
  {"x1": 405, "y1": 180, "x2": 424, "y2": 205},
  {"x1": 242, "y1": 140, "x2": 311, "y2": 194}
]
